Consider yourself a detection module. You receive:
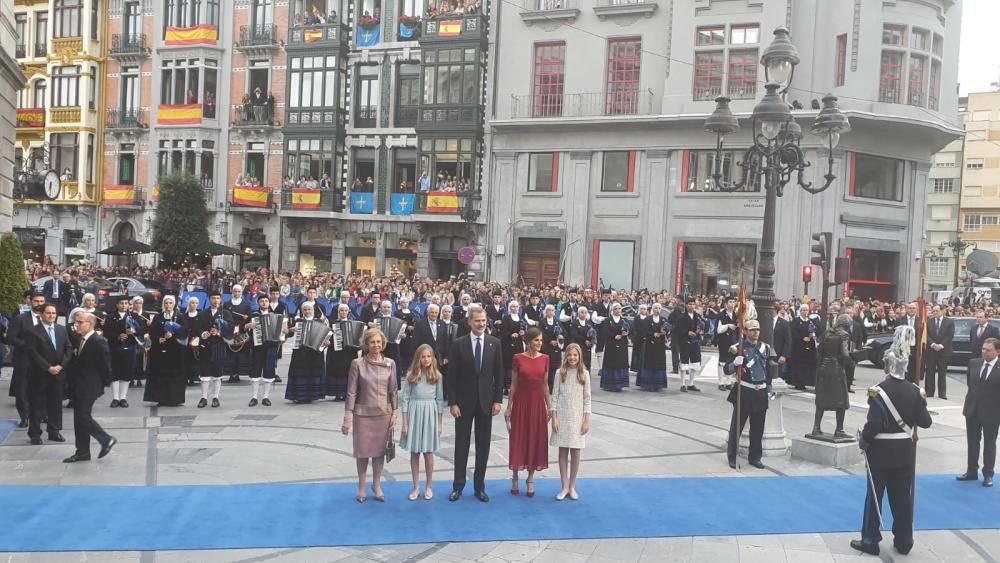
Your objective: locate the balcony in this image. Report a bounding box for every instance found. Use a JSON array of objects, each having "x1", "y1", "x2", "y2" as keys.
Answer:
[
  {"x1": 508, "y1": 90, "x2": 655, "y2": 119},
  {"x1": 285, "y1": 107, "x2": 346, "y2": 129},
  {"x1": 518, "y1": 0, "x2": 579, "y2": 26},
  {"x1": 421, "y1": 14, "x2": 487, "y2": 44},
  {"x1": 416, "y1": 104, "x2": 483, "y2": 133},
  {"x1": 395, "y1": 105, "x2": 418, "y2": 128},
  {"x1": 232, "y1": 104, "x2": 278, "y2": 131},
  {"x1": 397, "y1": 16, "x2": 422, "y2": 41},
  {"x1": 879, "y1": 87, "x2": 901, "y2": 104},
  {"x1": 15, "y1": 44, "x2": 25, "y2": 58},
  {"x1": 287, "y1": 22, "x2": 349, "y2": 49},
  {"x1": 414, "y1": 191, "x2": 477, "y2": 217},
  {"x1": 355, "y1": 106, "x2": 377, "y2": 128},
  {"x1": 103, "y1": 185, "x2": 145, "y2": 208},
  {"x1": 693, "y1": 86, "x2": 722, "y2": 102},
  {"x1": 592, "y1": 0, "x2": 657, "y2": 21},
  {"x1": 280, "y1": 188, "x2": 339, "y2": 213},
  {"x1": 236, "y1": 24, "x2": 280, "y2": 54},
  {"x1": 50, "y1": 107, "x2": 82, "y2": 124},
  {"x1": 109, "y1": 33, "x2": 148, "y2": 60},
  {"x1": 51, "y1": 37, "x2": 83, "y2": 57},
  {"x1": 106, "y1": 107, "x2": 148, "y2": 131},
  {"x1": 230, "y1": 185, "x2": 276, "y2": 211},
  {"x1": 15, "y1": 108, "x2": 45, "y2": 129},
  {"x1": 33, "y1": 42, "x2": 46, "y2": 58}
]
